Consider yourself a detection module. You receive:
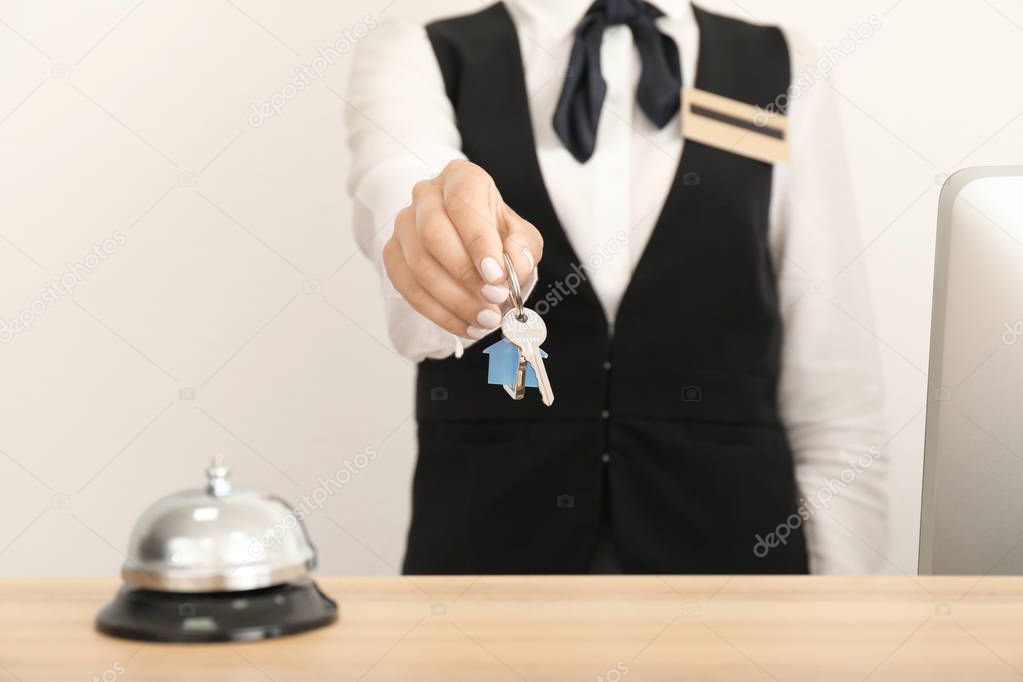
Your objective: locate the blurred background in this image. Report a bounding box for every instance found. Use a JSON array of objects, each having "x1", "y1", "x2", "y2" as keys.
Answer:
[{"x1": 1, "y1": 0, "x2": 1021, "y2": 577}]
